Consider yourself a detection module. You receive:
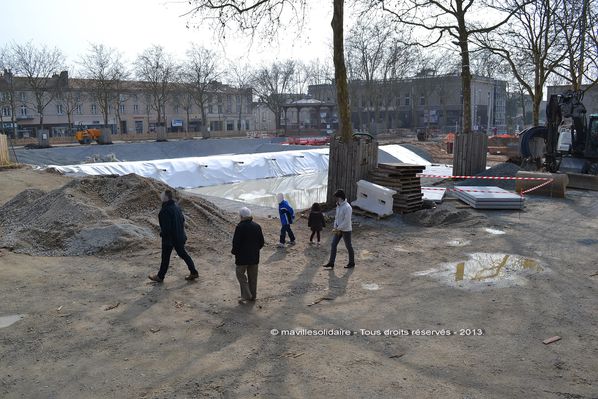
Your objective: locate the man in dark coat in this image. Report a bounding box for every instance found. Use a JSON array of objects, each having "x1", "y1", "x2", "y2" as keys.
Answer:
[
  {"x1": 149, "y1": 190, "x2": 198, "y2": 282},
  {"x1": 232, "y1": 207, "x2": 265, "y2": 302}
]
